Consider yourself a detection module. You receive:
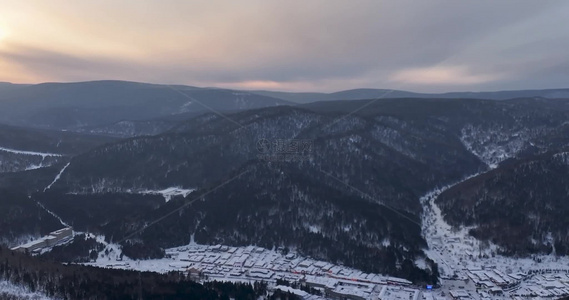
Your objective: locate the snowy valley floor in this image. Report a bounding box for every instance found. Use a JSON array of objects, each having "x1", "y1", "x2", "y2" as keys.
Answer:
[{"x1": 421, "y1": 174, "x2": 569, "y2": 300}]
